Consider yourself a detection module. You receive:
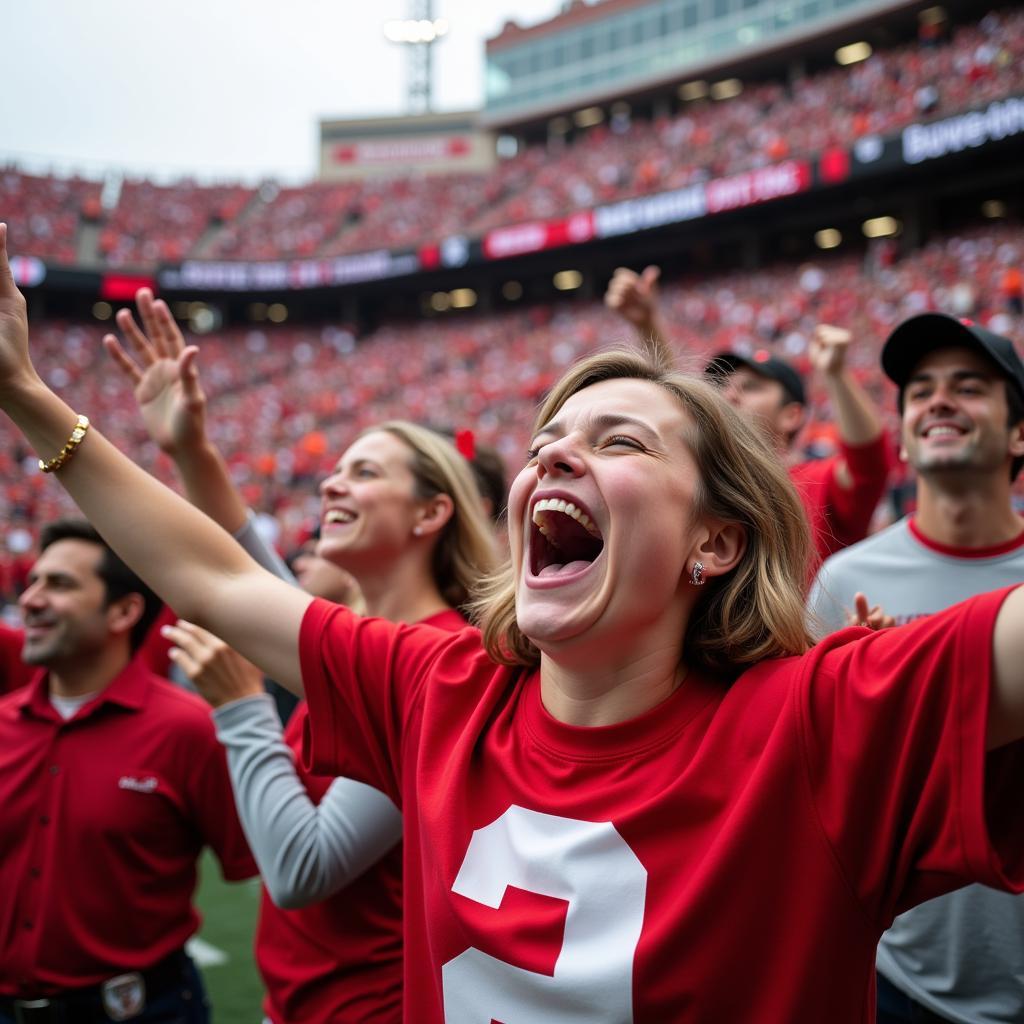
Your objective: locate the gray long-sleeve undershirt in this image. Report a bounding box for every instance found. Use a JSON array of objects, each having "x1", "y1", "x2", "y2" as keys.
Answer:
[
  {"x1": 212, "y1": 694, "x2": 401, "y2": 909},
  {"x1": 210, "y1": 516, "x2": 401, "y2": 909}
]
